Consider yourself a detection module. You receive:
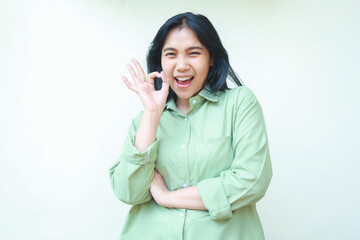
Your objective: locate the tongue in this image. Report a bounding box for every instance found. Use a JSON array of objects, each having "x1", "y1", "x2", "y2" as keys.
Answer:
[{"x1": 178, "y1": 79, "x2": 192, "y2": 86}]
